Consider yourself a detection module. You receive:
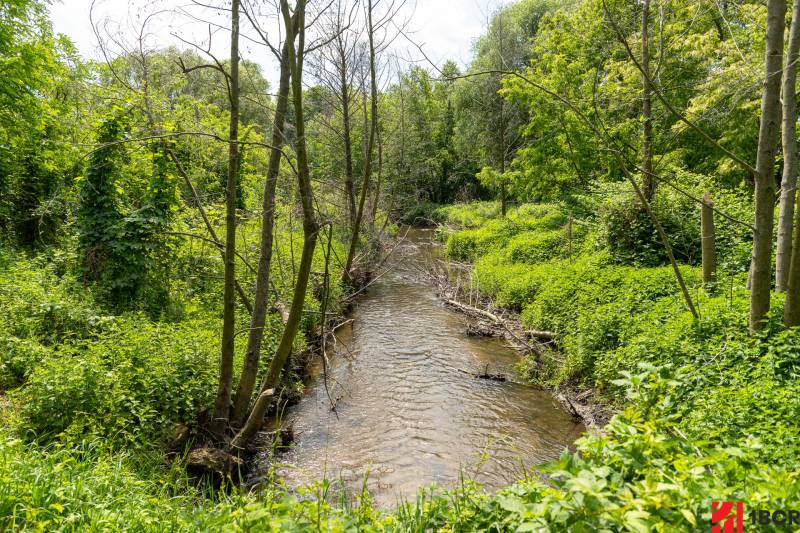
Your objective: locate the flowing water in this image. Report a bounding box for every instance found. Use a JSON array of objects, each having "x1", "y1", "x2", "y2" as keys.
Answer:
[{"x1": 267, "y1": 228, "x2": 583, "y2": 506}]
